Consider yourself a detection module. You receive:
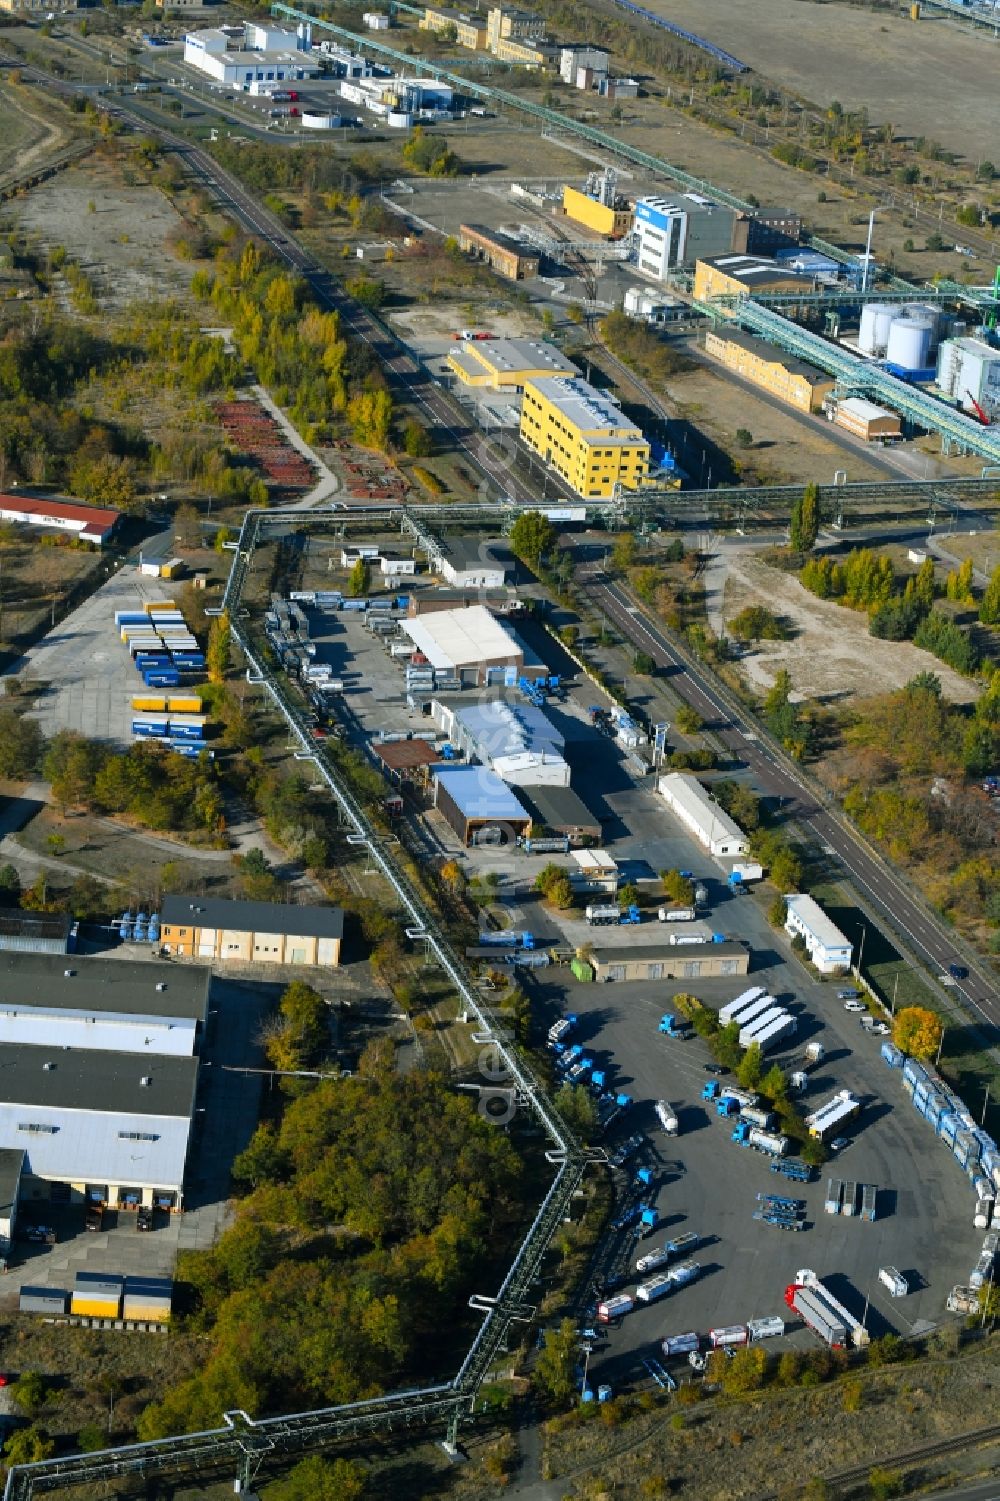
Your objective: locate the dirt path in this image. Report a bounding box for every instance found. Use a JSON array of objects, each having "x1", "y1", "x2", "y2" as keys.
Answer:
[
  {"x1": 0, "y1": 83, "x2": 70, "y2": 185},
  {"x1": 718, "y1": 550, "x2": 979, "y2": 705}
]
